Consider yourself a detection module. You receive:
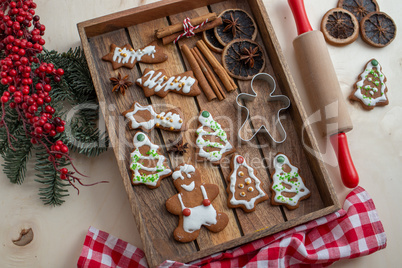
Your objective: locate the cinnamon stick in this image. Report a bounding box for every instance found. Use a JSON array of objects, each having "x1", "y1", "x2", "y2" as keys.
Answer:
[
  {"x1": 192, "y1": 47, "x2": 225, "y2": 101},
  {"x1": 196, "y1": 40, "x2": 237, "y2": 92},
  {"x1": 155, "y1": 13, "x2": 217, "y2": 39},
  {"x1": 162, "y1": 18, "x2": 223, "y2": 45},
  {"x1": 180, "y1": 44, "x2": 216, "y2": 101}
]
